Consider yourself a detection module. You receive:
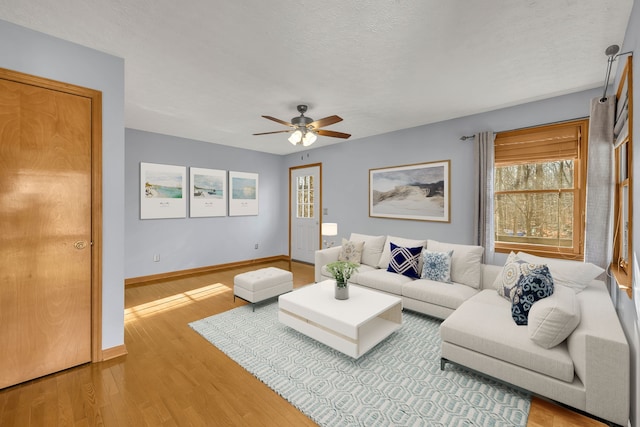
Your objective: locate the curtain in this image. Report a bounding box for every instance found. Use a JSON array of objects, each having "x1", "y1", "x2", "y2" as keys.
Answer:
[
  {"x1": 473, "y1": 131, "x2": 496, "y2": 264},
  {"x1": 585, "y1": 97, "x2": 615, "y2": 270}
]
